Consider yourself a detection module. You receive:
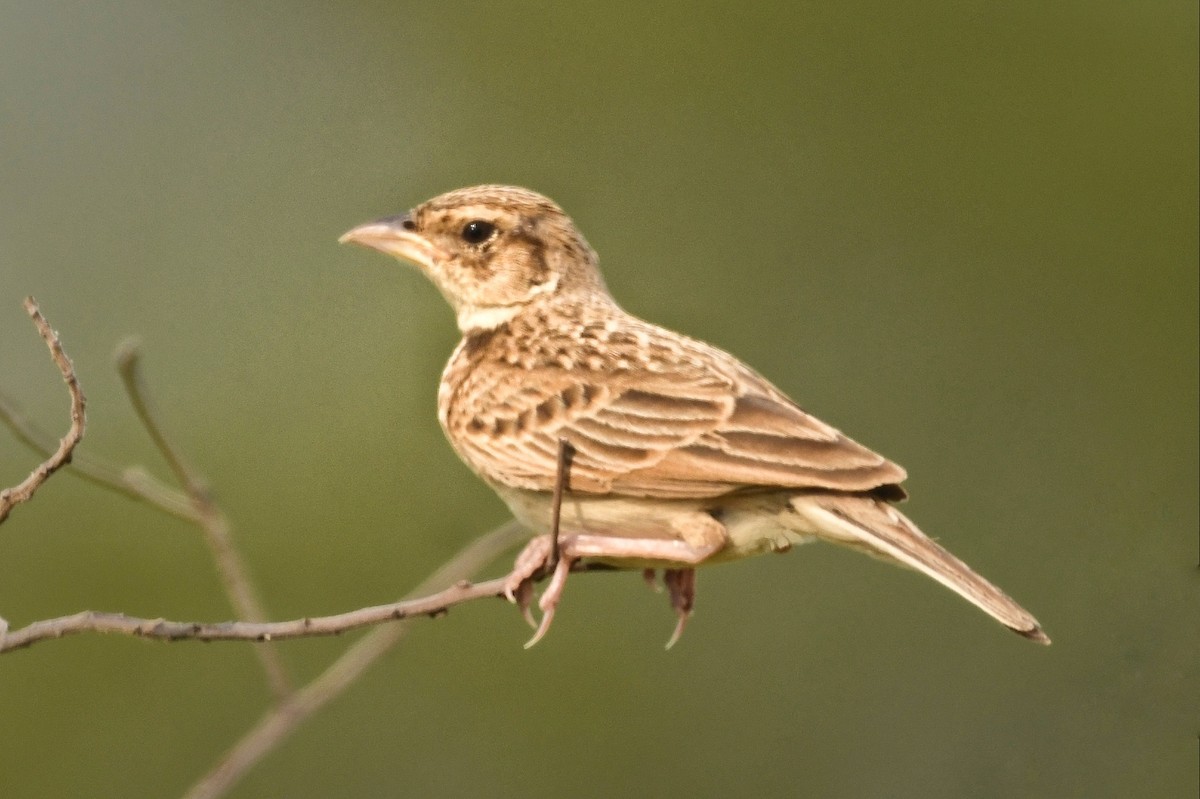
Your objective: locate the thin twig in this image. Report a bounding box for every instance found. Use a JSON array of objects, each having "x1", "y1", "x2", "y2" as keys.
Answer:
[
  {"x1": 0, "y1": 391, "x2": 197, "y2": 522},
  {"x1": 0, "y1": 577, "x2": 508, "y2": 652},
  {"x1": 0, "y1": 297, "x2": 86, "y2": 525},
  {"x1": 181, "y1": 519, "x2": 528, "y2": 799},
  {"x1": 115, "y1": 340, "x2": 203, "y2": 496},
  {"x1": 113, "y1": 341, "x2": 292, "y2": 699}
]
